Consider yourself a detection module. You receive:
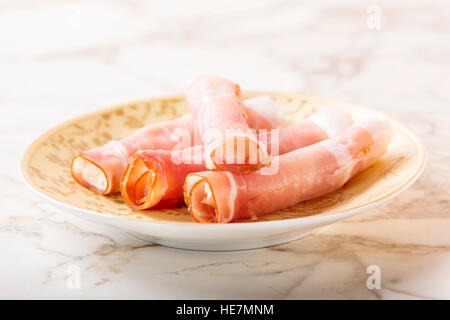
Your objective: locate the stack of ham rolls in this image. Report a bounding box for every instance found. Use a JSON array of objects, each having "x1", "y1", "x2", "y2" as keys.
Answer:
[{"x1": 71, "y1": 75, "x2": 392, "y2": 223}]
